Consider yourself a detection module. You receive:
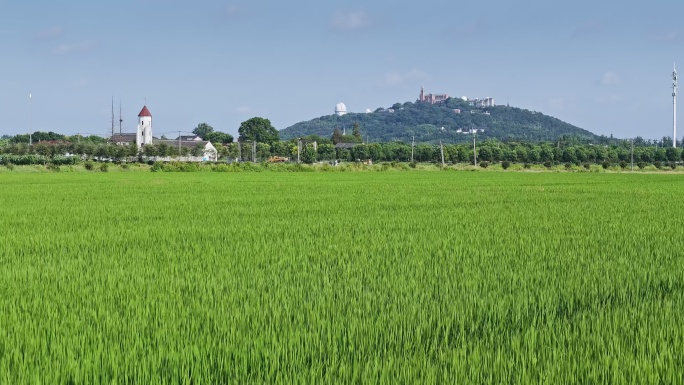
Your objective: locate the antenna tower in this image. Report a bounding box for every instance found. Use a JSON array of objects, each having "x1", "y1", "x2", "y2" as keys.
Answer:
[
  {"x1": 673, "y1": 63, "x2": 678, "y2": 148},
  {"x1": 119, "y1": 100, "x2": 123, "y2": 135}
]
